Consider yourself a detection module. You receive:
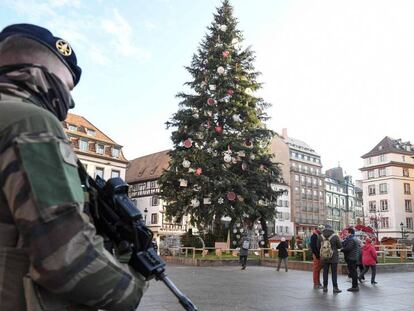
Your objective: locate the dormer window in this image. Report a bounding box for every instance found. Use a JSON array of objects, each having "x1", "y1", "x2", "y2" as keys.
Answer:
[
  {"x1": 112, "y1": 147, "x2": 120, "y2": 158},
  {"x1": 96, "y1": 144, "x2": 104, "y2": 155},
  {"x1": 378, "y1": 145, "x2": 383, "y2": 150},
  {"x1": 79, "y1": 139, "x2": 88, "y2": 152},
  {"x1": 68, "y1": 124, "x2": 77, "y2": 132},
  {"x1": 87, "y1": 128, "x2": 96, "y2": 136}
]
